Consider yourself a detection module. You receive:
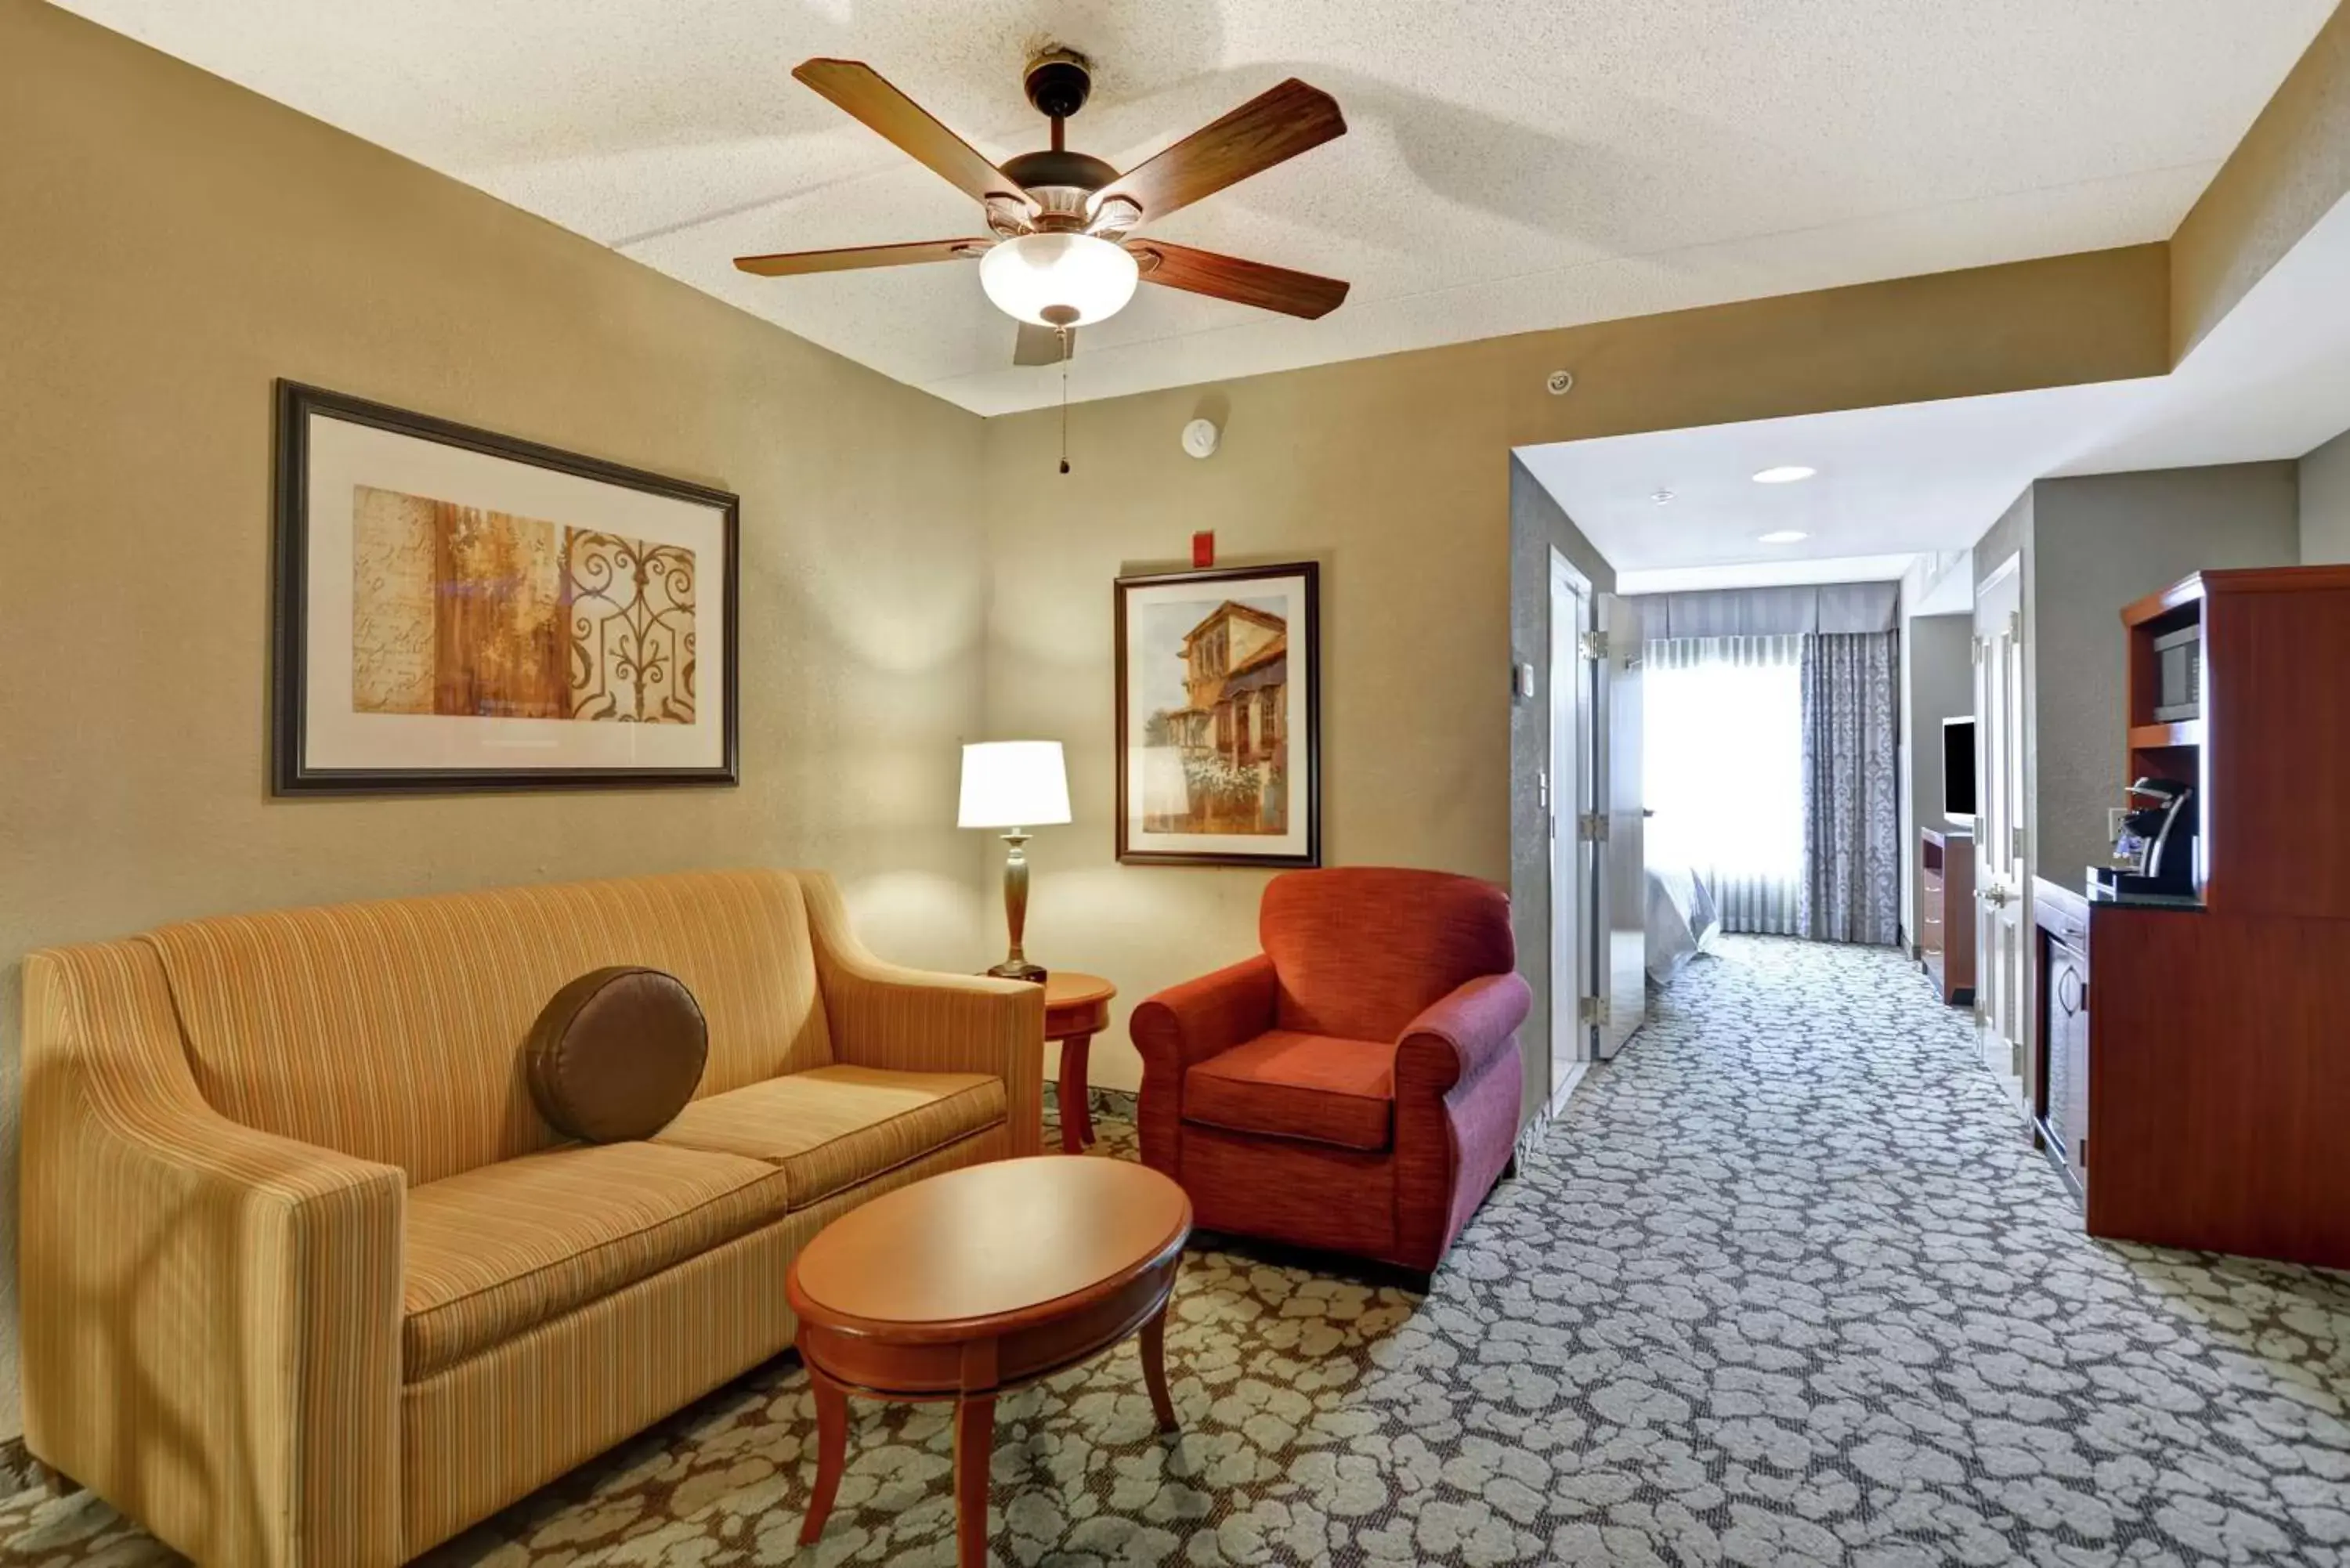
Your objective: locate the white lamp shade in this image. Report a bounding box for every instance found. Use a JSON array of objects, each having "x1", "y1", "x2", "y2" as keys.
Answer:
[
  {"x1": 978, "y1": 233, "x2": 1140, "y2": 327},
  {"x1": 957, "y1": 741, "x2": 1072, "y2": 829}
]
